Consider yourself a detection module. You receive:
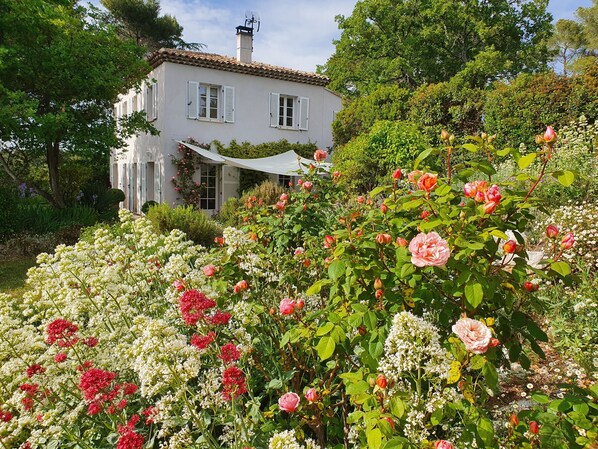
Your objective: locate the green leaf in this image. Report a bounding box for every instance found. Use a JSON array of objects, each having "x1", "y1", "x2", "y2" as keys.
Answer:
[
  {"x1": 390, "y1": 397, "x2": 405, "y2": 418},
  {"x1": 414, "y1": 148, "x2": 434, "y2": 169},
  {"x1": 550, "y1": 261, "x2": 571, "y2": 277},
  {"x1": 477, "y1": 416, "x2": 495, "y2": 446},
  {"x1": 366, "y1": 428, "x2": 382, "y2": 449},
  {"x1": 489, "y1": 229, "x2": 509, "y2": 240},
  {"x1": 305, "y1": 279, "x2": 331, "y2": 295},
  {"x1": 462, "y1": 143, "x2": 479, "y2": 152},
  {"x1": 364, "y1": 311, "x2": 377, "y2": 331},
  {"x1": 470, "y1": 355, "x2": 486, "y2": 370},
  {"x1": 465, "y1": 282, "x2": 483, "y2": 308},
  {"x1": 482, "y1": 362, "x2": 499, "y2": 391},
  {"x1": 556, "y1": 170, "x2": 575, "y2": 187},
  {"x1": 346, "y1": 380, "x2": 369, "y2": 395},
  {"x1": 496, "y1": 148, "x2": 511, "y2": 156},
  {"x1": 315, "y1": 322, "x2": 335, "y2": 337},
  {"x1": 316, "y1": 336, "x2": 336, "y2": 361},
  {"x1": 267, "y1": 378, "x2": 283, "y2": 390},
  {"x1": 328, "y1": 260, "x2": 345, "y2": 281},
  {"x1": 430, "y1": 407, "x2": 443, "y2": 425},
  {"x1": 518, "y1": 153, "x2": 536, "y2": 169},
  {"x1": 400, "y1": 263, "x2": 416, "y2": 279},
  {"x1": 532, "y1": 393, "x2": 551, "y2": 404}
]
